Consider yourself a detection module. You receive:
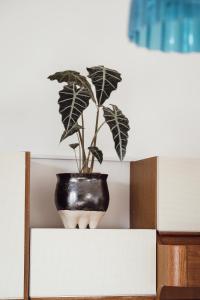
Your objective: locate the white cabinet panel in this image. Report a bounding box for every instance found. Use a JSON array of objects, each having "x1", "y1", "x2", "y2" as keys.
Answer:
[
  {"x1": 158, "y1": 157, "x2": 200, "y2": 232},
  {"x1": 0, "y1": 153, "x2": 26, "y2": 299},
  {"x1": 30, "y1": 229, "x2": 156, "y2": 297}
]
